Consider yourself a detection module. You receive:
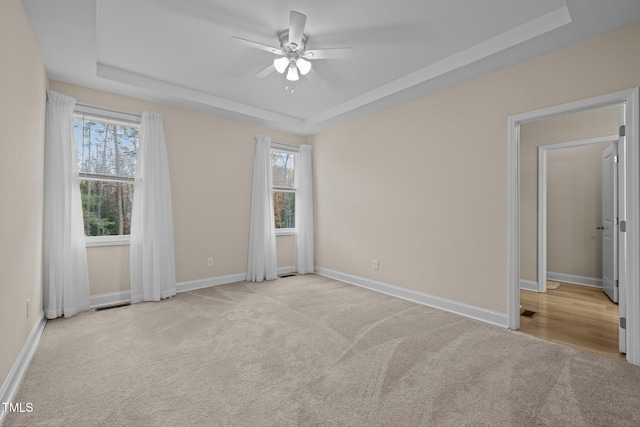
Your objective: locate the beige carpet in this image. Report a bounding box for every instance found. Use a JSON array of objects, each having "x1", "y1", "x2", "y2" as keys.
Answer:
[{"x1": 5, "y1": 274, "x2": 640, "y2": 426}]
